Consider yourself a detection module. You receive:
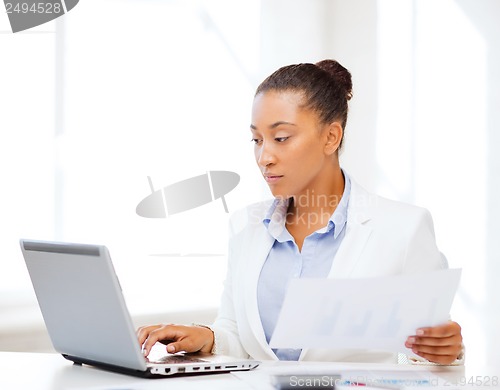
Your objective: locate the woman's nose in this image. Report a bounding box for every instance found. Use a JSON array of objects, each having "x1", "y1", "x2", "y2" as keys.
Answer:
[{"x1": 256, "y1": 142, "x2": 276, "y2": 167}]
